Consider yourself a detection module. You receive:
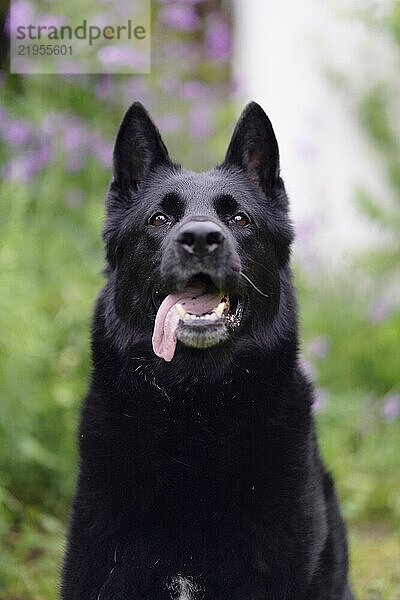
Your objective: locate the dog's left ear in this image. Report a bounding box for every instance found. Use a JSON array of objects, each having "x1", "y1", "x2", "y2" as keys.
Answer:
[
  {"x1": 222, "y1": 102, "x2": 280, "y2": 195},
  {"x1": 113, "y1": 102, "x2": 171, "y2": 192}
]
